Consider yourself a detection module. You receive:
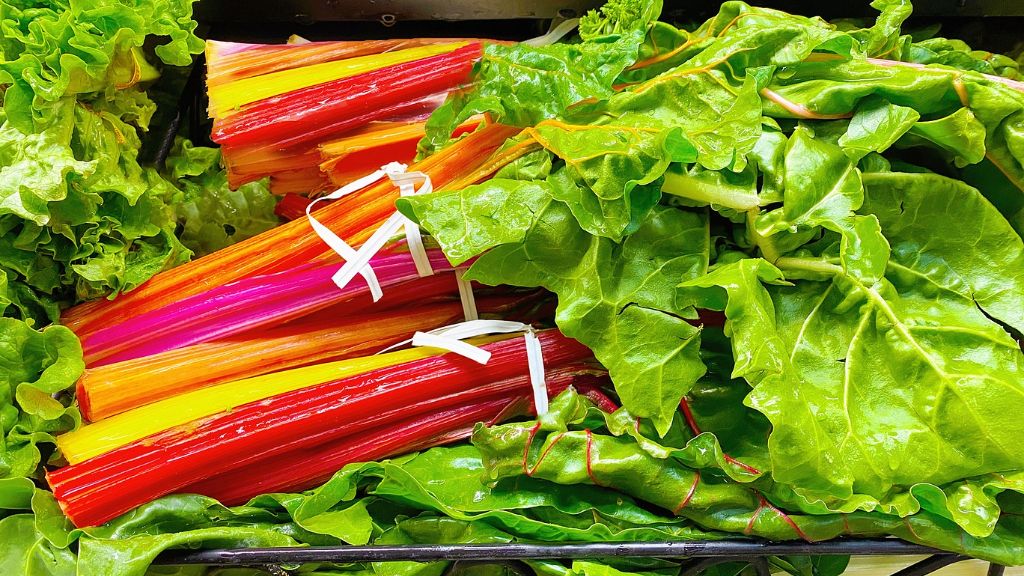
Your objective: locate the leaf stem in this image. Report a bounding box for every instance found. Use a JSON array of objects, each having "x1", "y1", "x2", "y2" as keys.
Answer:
[
  {"x1": 745, "y1": 211, "x2": 781, "y2": 263},
  {"x1": 774, "y1": 256, "x2": 843, "y2": 276},
  {"x1": 661, "y1": 171, "x2": 762, "y2": 211}
]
